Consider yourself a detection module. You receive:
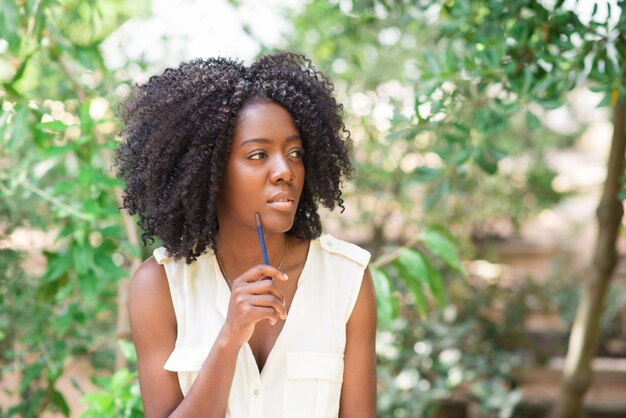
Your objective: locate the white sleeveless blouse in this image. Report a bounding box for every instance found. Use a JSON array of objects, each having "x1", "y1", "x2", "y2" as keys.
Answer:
[{"x1": 153, "y1": 234, "x2": 370, "y2": 418}]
